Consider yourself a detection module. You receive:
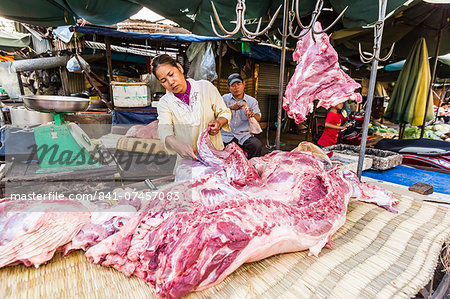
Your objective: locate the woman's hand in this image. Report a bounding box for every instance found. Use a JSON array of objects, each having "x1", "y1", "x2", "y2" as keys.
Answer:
[
  {"x1": 166, "y1": 136, "x2": 197, "y2": 159},
  {"x1": 341, "y1": 123, "x2": 352, "y2": 130},
  {"x1": 208, "y1": 120, "x2": 221, "y2": 136}
]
